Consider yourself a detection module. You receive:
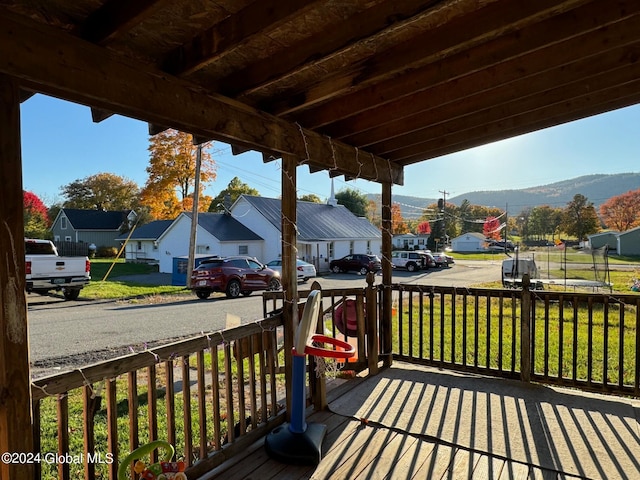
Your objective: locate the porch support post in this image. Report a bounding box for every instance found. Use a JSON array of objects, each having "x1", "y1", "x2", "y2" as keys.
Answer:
[
  {"x1": 0, "y1": 74, "x2": 34, "y2": 478},
  {"x1": 281, "y1": 154, "x2": 298, "y2": 419},
  {"x1": 381, "y1": 182, "x2": 393, "y2": 367},
  {"x1": 520, "y1": 274, "x2": 532, "y2": 382}
]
